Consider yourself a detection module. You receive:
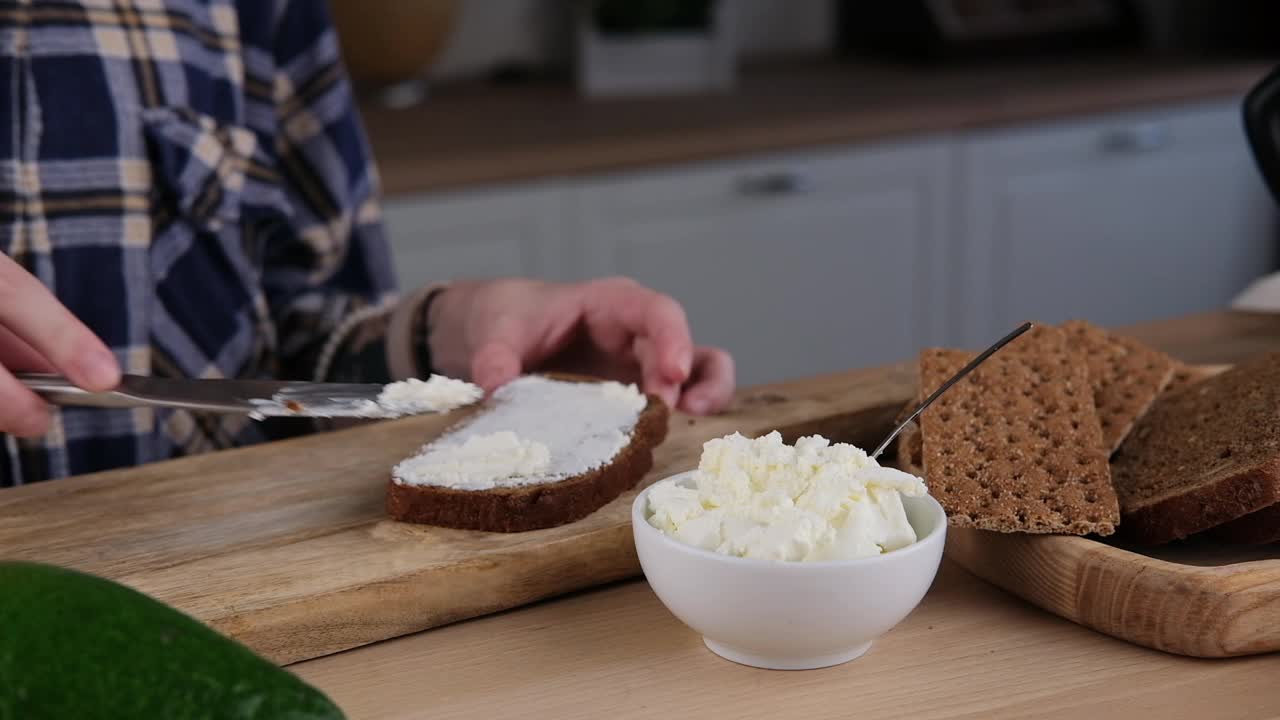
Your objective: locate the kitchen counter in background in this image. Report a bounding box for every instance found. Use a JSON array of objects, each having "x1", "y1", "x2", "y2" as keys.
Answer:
[
  {"x1": 361, "y1": 54, "x2": 1273, "y2": 196},
  {"x1": 360, "y1": 53, "x2": 1280, "y2": 388}
]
